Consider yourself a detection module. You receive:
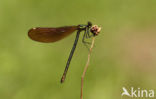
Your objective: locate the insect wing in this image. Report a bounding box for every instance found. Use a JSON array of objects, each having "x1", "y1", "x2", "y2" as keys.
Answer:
[{"x1": 28, "y1": 26, "x2": 78, "y2": 43}]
